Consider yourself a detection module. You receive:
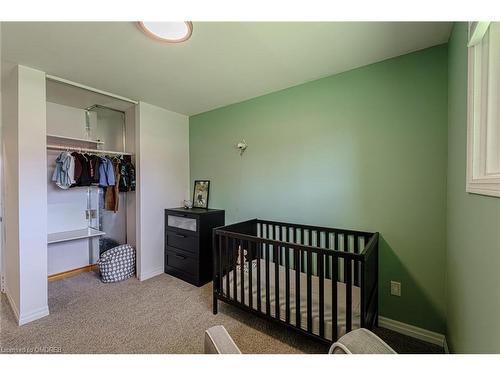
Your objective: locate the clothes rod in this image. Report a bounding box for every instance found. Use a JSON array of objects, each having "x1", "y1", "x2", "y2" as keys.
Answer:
[
  {"x1": 47, "y1": 144, "x2": 133, "y2": 156},
  {"x1": 46, "y1": 74, "x2": 139, "y2": 105}
]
